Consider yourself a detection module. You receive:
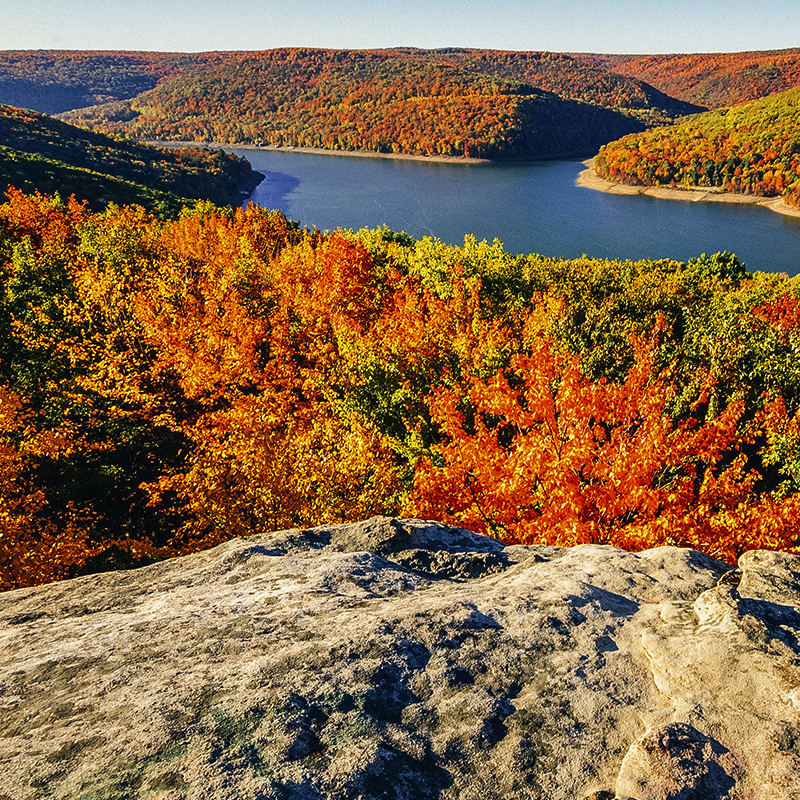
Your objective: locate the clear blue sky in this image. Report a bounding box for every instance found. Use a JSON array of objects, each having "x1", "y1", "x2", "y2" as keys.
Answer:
[{"x1": 3, "y1": 0, "x2": 799, "y2": 55}]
